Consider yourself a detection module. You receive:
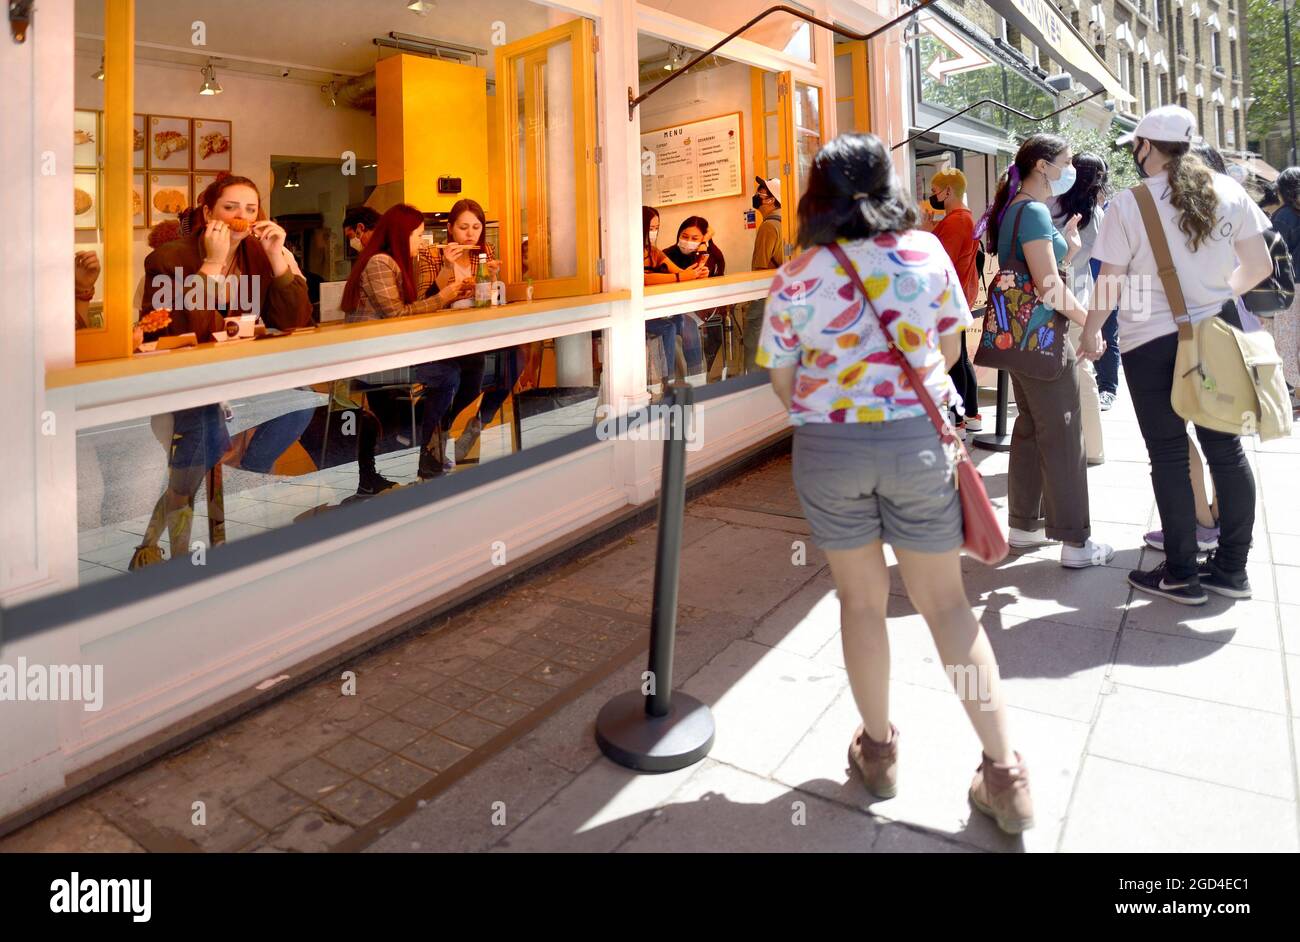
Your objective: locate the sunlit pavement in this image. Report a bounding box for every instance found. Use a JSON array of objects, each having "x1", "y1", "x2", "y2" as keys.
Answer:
[{"x1": 7, "y1": 387, "x2": 1299, "y2": 852}]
